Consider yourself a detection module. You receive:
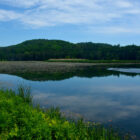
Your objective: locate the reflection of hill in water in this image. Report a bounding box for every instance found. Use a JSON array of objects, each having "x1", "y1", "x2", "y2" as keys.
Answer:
[{"x1": 12, "y1": 65, "x2": 140, "y2": 81}]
